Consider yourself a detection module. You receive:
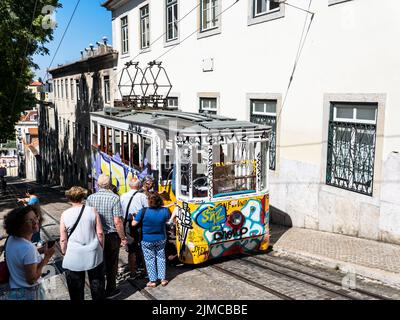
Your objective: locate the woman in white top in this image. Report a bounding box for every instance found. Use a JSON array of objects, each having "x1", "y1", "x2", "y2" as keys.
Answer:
[
  {"x1": 60, "y1": 186, "x2": 105, "y2": 301},
  {"x1": 3, "y1": 205, "x2": 55, "y2": 300}
]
